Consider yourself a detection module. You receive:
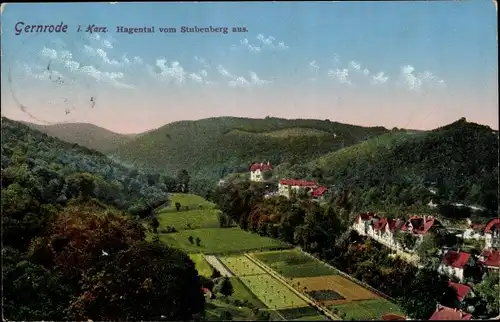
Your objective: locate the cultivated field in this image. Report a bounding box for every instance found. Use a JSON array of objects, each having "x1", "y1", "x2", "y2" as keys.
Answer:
[
  {"x1": 329, "y1": 299, "x2": 403, "y2": 320},
  {"x1": 229, "y1": 277, "x2": 267, "y2": 309},
  {"x1": 188, "y1": 253, "x2": 213, "y2": 277},
  {"x1": 157, "y1": 193, "x2": 221, "y2": 230},
  {"x1": 275, "y1": 307, "x2": 330, "y2": 321},
  {"x1": 293, "y1": 275, "x2": 379, "y2": 305},
  {"x1": 253, "y1": 249, "x2": 338, "y2": 278},
  {"x1": 240, "y1": 274, "x2": 309, "y2": 309},
  {"x1": 204, "y1": 255, "x2": 234, "y2": 277},
  {"x1": 219, "y1": 255, "x2": 267, "y2": 276},
  {"x1": 159, "y1": 227, "x2": 291, "y2": 254}
]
